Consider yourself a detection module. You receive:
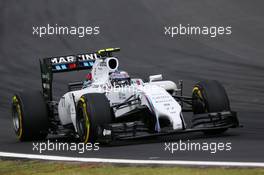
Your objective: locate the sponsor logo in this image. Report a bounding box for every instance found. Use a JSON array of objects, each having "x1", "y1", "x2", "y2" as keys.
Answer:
[{"x1": 50, "y1": 53, "x2": 99, "y2": 64}]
